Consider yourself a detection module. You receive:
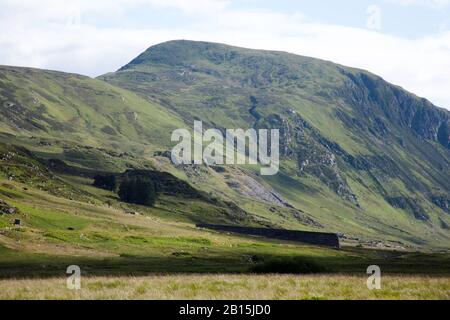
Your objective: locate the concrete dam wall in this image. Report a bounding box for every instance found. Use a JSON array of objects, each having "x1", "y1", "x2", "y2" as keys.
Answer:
[{"x1": 196, "y1": 224, "x2": 340, "y2": 249}]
